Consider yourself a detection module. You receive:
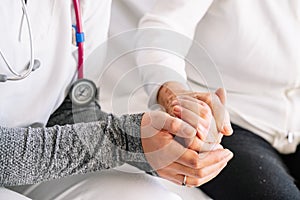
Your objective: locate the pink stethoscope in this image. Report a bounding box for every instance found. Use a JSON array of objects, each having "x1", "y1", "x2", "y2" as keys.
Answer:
[
  {"x1": 0, "y1": 0, "x2": 97, "y2": 106},
  {"x1": 73, "y1": 0, "x2": 84, "y2": 79},
  {"x1": 70, "y1": 0, "x2": 98, "y2": 106}
]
